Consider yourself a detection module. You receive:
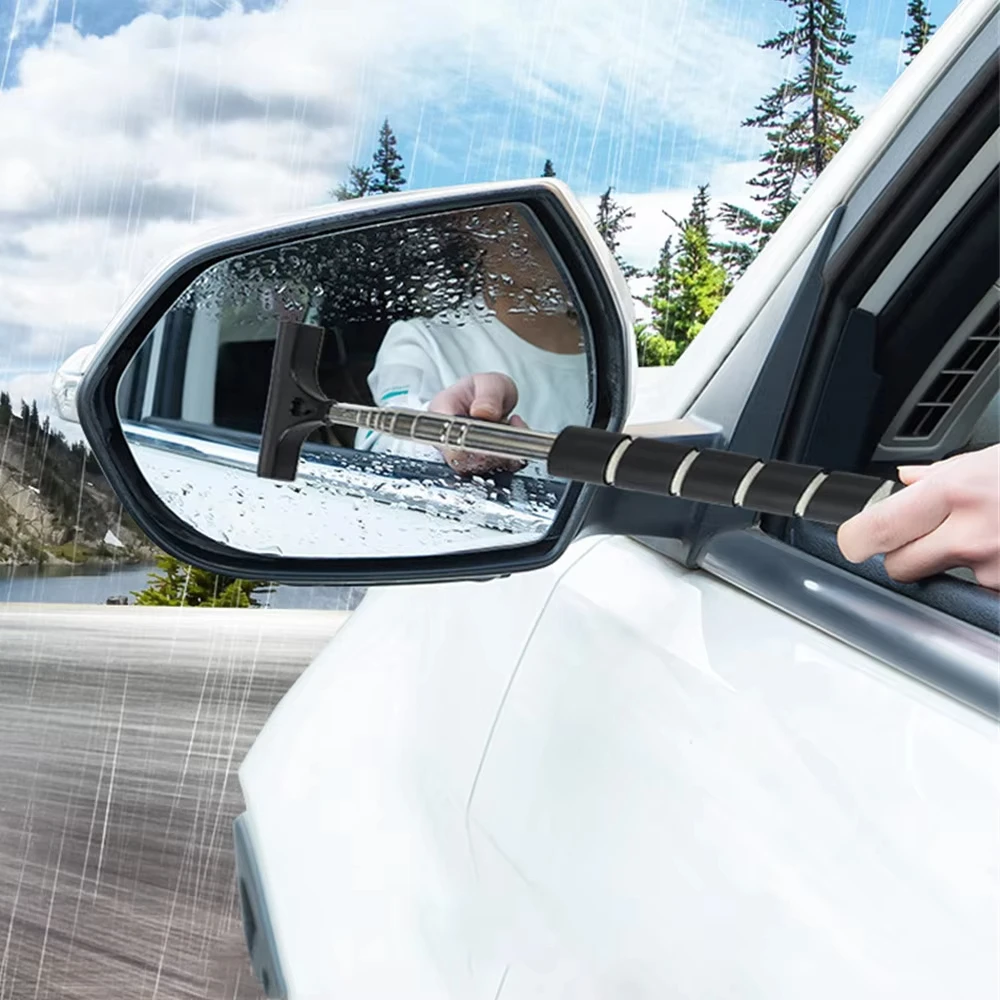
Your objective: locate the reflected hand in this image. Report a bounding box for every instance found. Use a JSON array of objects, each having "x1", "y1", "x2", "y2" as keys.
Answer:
[
  {"x1": 837, "y1": 444, "x2": 1000, "y2": 590},
  {"x1": 428, "y1": 372, "x2": 529, "y2": 476}
]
